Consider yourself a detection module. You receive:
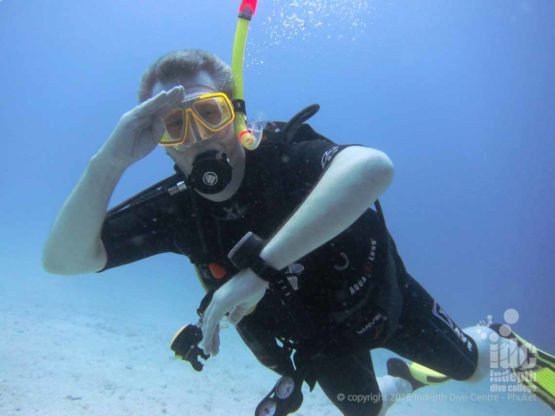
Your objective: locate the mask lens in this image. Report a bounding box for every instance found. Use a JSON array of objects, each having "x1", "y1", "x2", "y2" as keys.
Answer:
[
  {"x1": 193, "y1": 96, "x2": 233, "y2": 130},
  {"x1": 162, "y1": 109, "x2": 186, "y2": 144}
]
